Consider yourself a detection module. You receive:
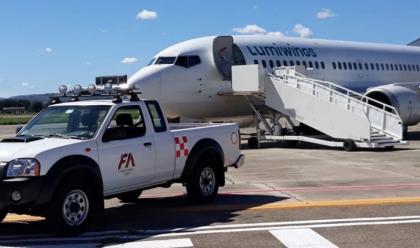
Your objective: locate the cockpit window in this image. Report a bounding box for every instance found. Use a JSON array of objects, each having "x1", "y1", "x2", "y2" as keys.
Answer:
[
  {"x1": 155, "y1": 57, "x2": 176, "y2": 64},
  {"x1": 147, "y1": 58, "x2": 156, "y2": 66},
  {"x1": 175, "y1": 55, "x2": 201, "y2": 68}
]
